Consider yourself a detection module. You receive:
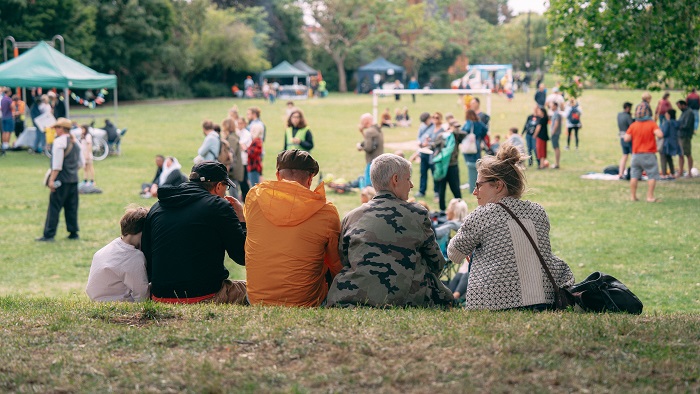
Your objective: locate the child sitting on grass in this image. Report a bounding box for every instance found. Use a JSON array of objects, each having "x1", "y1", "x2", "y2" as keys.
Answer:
[{"x1": 85, "y1": 206, "x2": 150, "y2": 302}]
